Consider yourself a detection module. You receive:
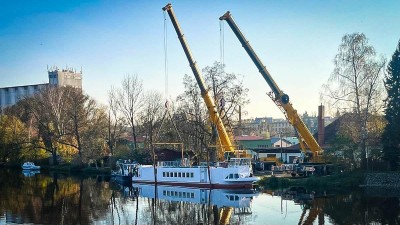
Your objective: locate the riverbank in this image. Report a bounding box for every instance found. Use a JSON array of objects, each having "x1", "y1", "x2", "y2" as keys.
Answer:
[
  {"x1": 257, "y1": 171, "x2": 364, "y2": 191},
  {"x1": 0, "y1": 163, "x2": 111, "y2": 175}
]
